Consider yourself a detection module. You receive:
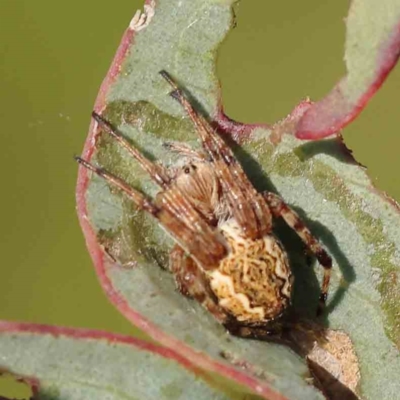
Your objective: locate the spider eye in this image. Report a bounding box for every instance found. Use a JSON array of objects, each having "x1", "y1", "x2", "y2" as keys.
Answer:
[{"x1": 183, "y1": 167, "x2": 191, "y2": 174}]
